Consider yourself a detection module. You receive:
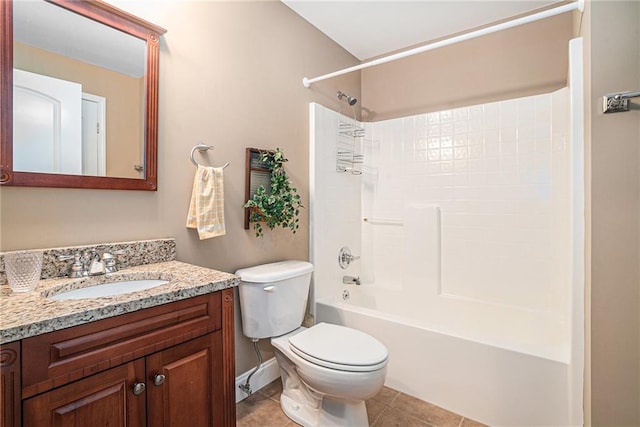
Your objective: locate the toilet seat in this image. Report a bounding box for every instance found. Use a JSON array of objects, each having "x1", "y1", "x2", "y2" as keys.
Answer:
[{"x1": 288, "y1": 323, "x2": 388, "y2": 372}]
